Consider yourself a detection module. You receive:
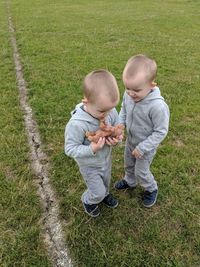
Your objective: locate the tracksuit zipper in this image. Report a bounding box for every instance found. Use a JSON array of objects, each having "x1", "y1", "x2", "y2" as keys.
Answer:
[{"x1": 129, "y1": 103, "x2": 136, "y2": 141}]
